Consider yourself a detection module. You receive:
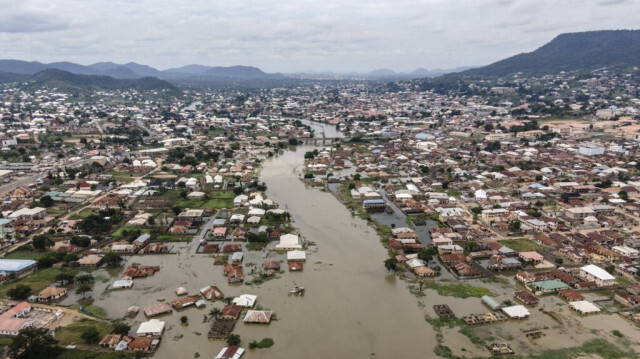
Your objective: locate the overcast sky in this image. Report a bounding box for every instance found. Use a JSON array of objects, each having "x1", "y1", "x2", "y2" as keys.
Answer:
[{"x1": 0, "y1": 0, "x2": 638, "y2": 73}]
